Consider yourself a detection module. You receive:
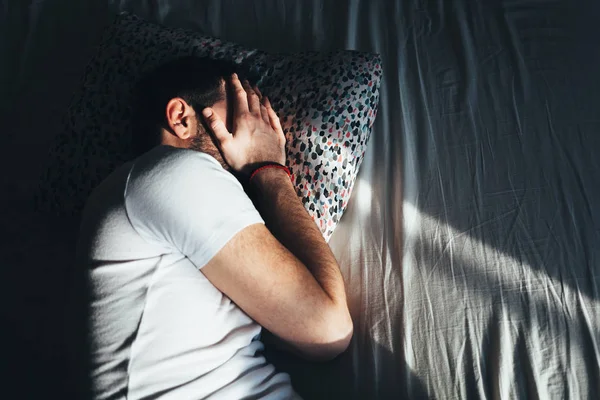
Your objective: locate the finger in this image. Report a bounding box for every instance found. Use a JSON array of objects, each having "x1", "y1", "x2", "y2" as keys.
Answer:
[
  {"x1": 254, "y1": 85, "x2": 263, "y2": 100},
  {"x1": 264, "y1": 96, "x2": 284, "y2": 135},
  {"x1": 230, "y1": 73, "x2": 249, "y2": 117},
  {"x1": 242, "y1": 80, "x2": 261, "y2": 115},
  {"x1": 202, "y1": 108, "x2": 231, "y2": 144},
  {"x1": 260, "y1": 103, "x2": 270, "y2": 124},
  {"x1": 256, "y1": 87, "x2": 269, "y2": 123}
]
